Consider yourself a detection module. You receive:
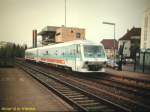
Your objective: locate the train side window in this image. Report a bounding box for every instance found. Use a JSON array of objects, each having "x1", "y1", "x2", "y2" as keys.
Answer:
[
  {"x1": 73, "y1": 49, "x2": 76, "y2": 55},
  {"x1": 55, "y1": 50, "x2": 58, "y2": 55},
  {"x1": 46, "y1": 51, "x2": 48, "y2": 55},
  {"x1": 76, "y1": 32, "x2": 81, "y2": 38},
  {"x1": 62, "y1": 52, "x2": 64, "y2": 55}
]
